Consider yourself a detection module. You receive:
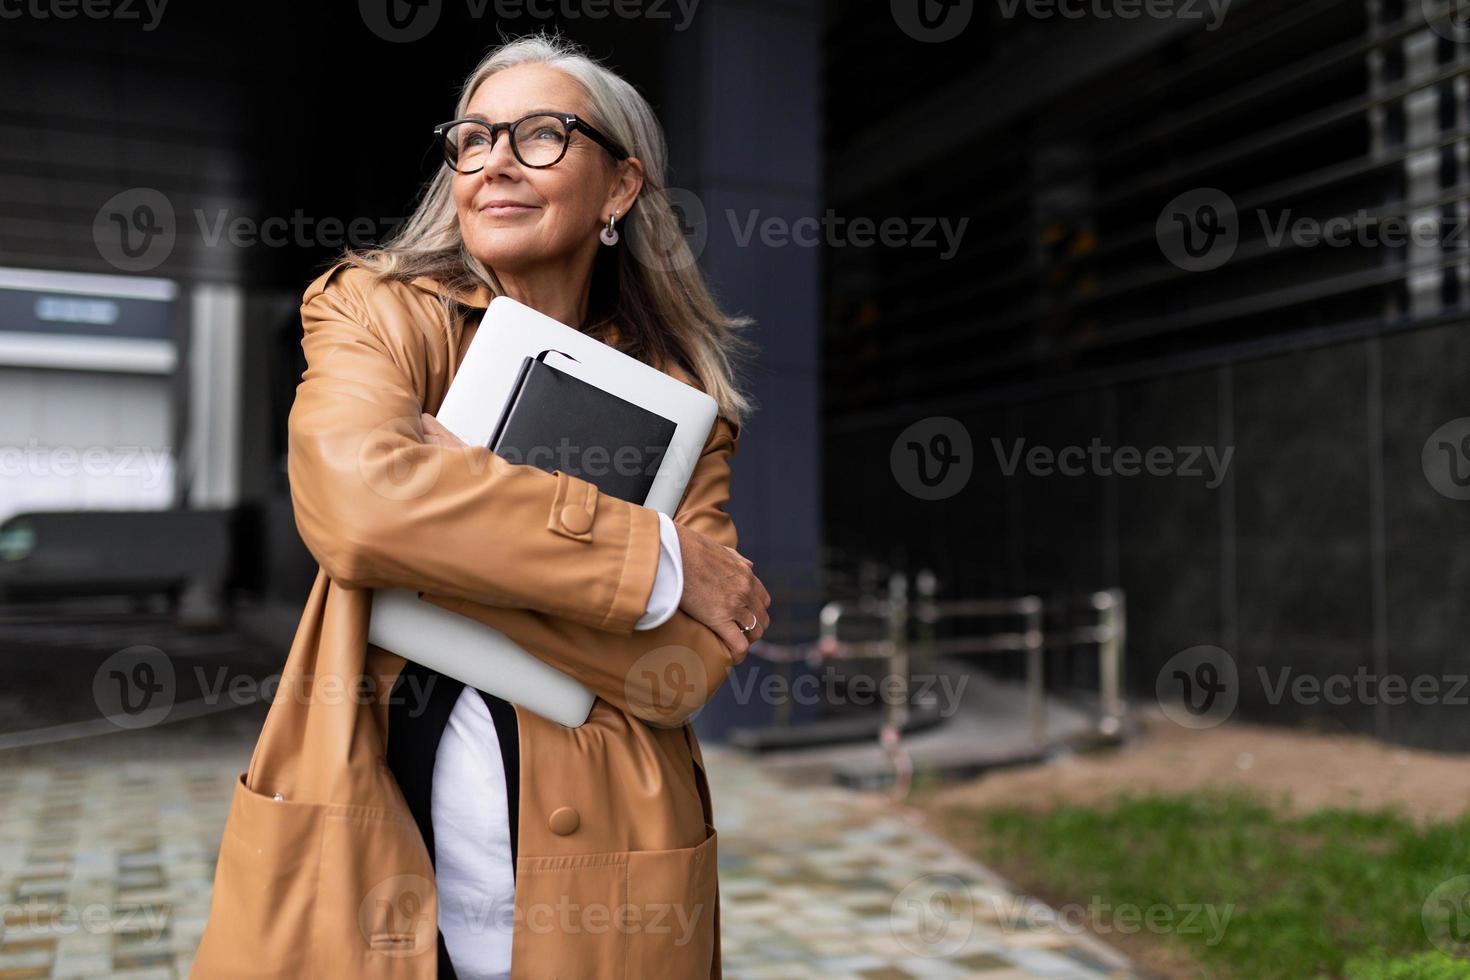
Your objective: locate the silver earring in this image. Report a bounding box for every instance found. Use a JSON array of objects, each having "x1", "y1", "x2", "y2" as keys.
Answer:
[{"x1": 600, "y1": 212, "x2": 620, "y2": 246}]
